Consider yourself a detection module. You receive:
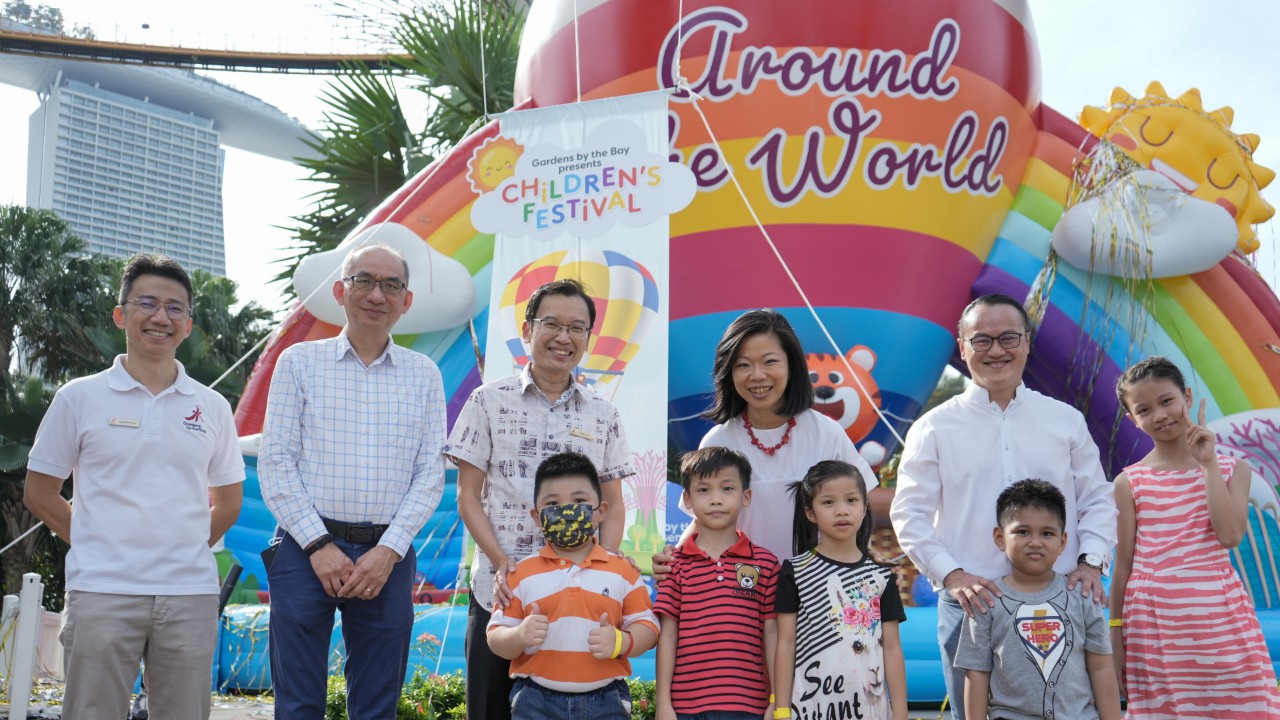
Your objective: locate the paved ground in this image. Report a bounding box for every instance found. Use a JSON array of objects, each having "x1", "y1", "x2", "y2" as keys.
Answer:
[
  {"x1": 203, "y1": 700, "x2": 950, "y2": 720},
  {"x1": 9, "y1": 698, "x2": 950, "y2": 719},
  {"x1": 210, "y1": 699, "x2": 274, "y2": 719}
]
